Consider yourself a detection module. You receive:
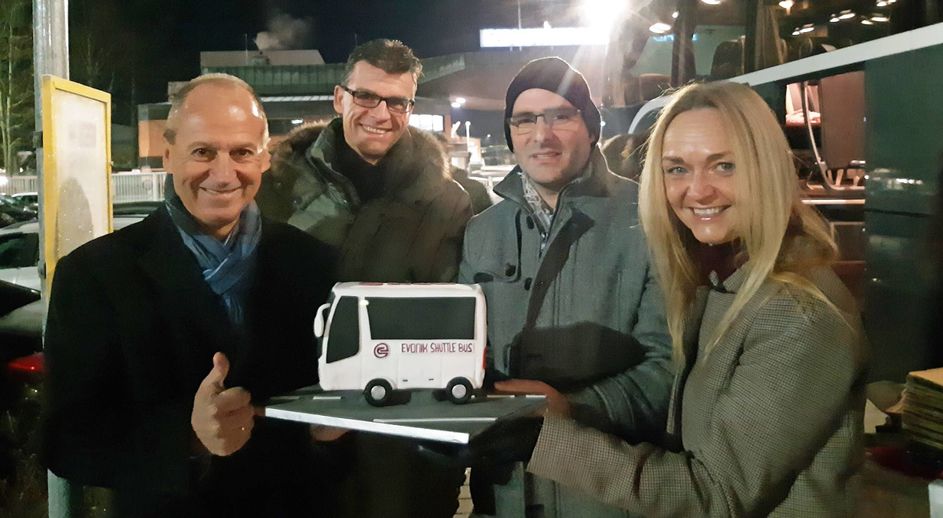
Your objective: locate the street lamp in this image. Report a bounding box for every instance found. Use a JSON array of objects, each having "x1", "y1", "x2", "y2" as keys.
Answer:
[{"x1": 581, "y1": 0, "x2": 626, "y2": 32}]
